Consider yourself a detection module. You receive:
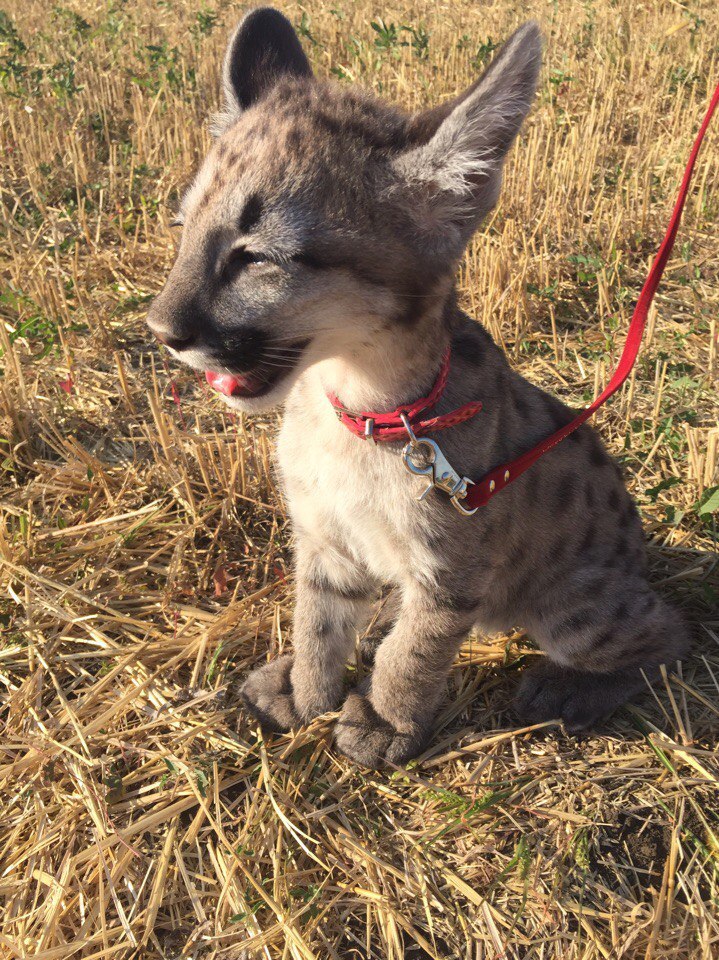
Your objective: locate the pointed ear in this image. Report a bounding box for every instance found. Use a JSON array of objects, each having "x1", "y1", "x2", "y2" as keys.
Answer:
[
  {"x1": 221, "y1": 7, "x2": 312, "y2": 117},
  {"x1": 393, "y1": 21, "x2": 541, "y2": 254}
]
